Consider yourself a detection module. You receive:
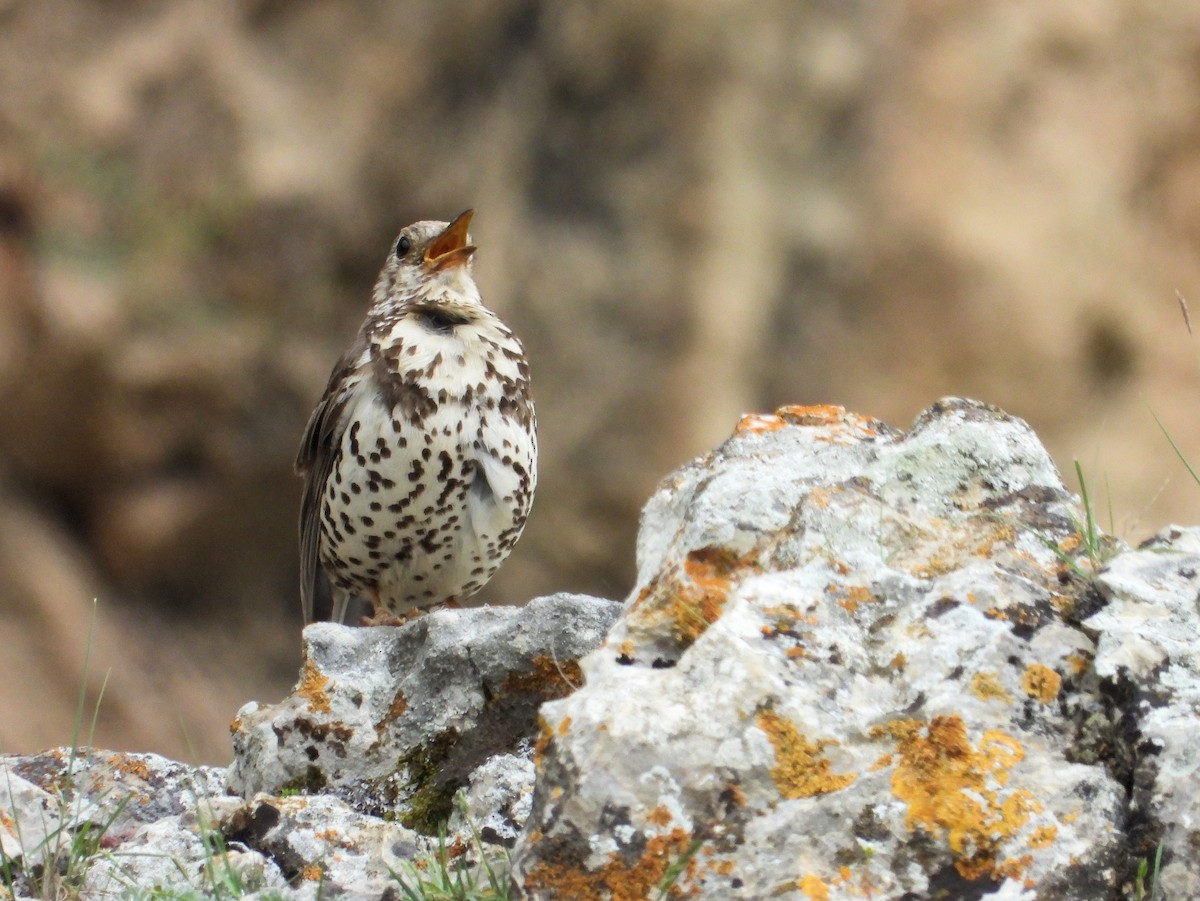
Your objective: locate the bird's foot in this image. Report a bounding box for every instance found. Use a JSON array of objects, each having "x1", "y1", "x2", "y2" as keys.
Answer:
[{"x1": 359, "y1": 610, "x2": 409, "y2": 627}]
